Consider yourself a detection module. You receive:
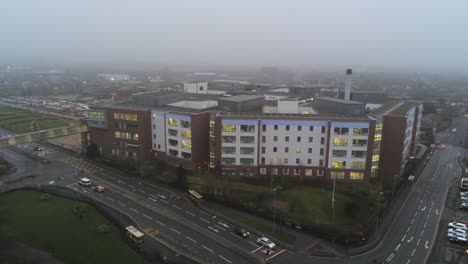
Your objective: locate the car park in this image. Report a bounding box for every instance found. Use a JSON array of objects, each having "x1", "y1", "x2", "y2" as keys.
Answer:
[
  {"x1": 79, "y1": 178, "x2": 91, "y2": 186},
  {"x1": 92, "y1": 186, "x2": 105, "y2": 192},
  {"x1": 448, "y1": 222, "x2": 468, "y2": 230},
  {"x1": 233, "y1": 227, "x2": 249, "y2": 238},
  {"x1": 257, "y1": 237, "x2": 275, "y2": 249}
]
